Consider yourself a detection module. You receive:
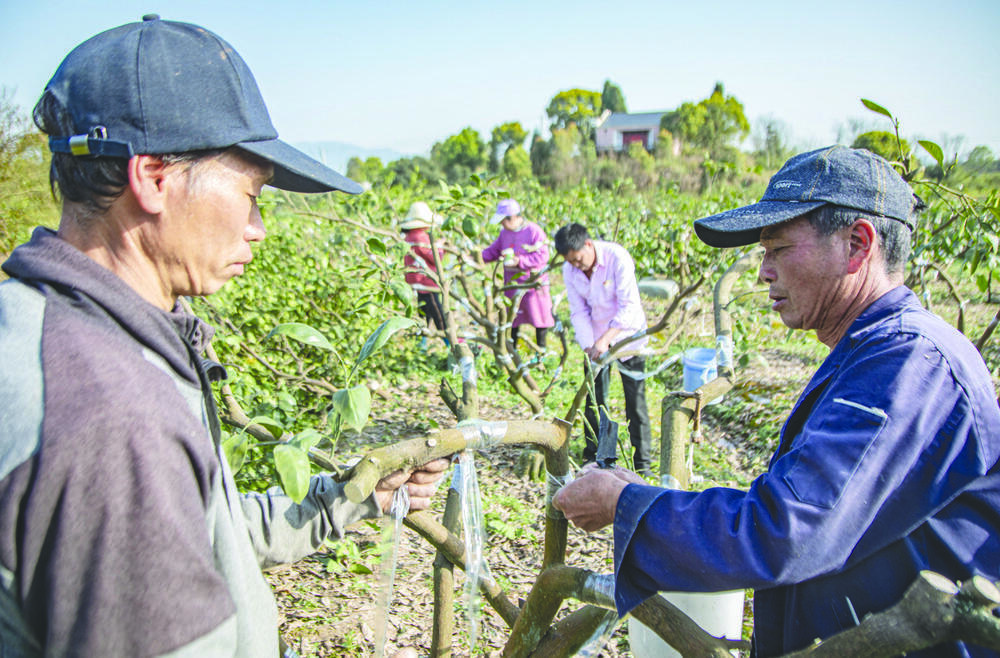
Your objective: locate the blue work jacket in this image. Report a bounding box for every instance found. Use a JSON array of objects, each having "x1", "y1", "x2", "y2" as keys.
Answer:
[{"x1": 613, "y1": 287, "x2": 1000, "y2": 657}]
